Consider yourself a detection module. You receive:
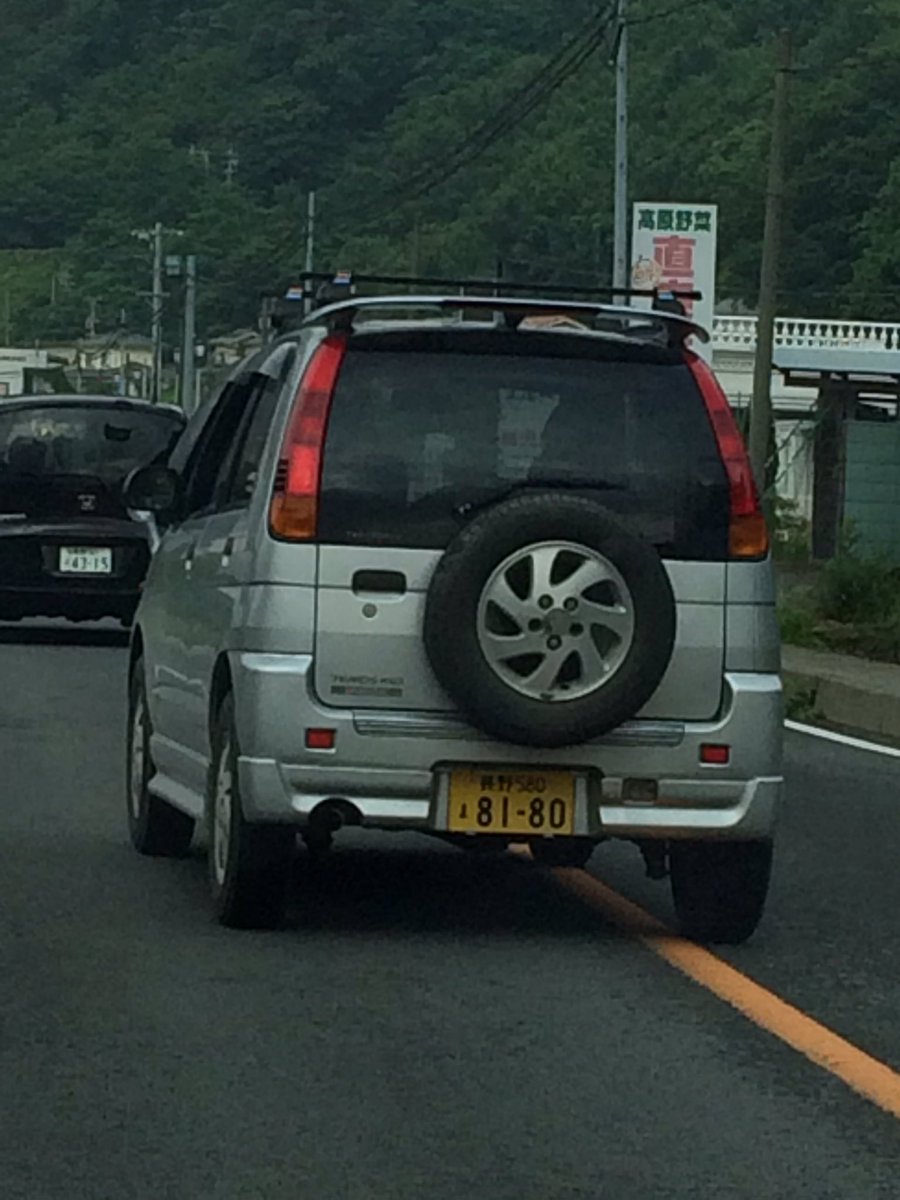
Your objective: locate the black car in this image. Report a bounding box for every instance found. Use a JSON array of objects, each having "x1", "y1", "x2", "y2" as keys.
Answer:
[{"x1": 0, "y1": 396, "x2": 186, "y2": 624}]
